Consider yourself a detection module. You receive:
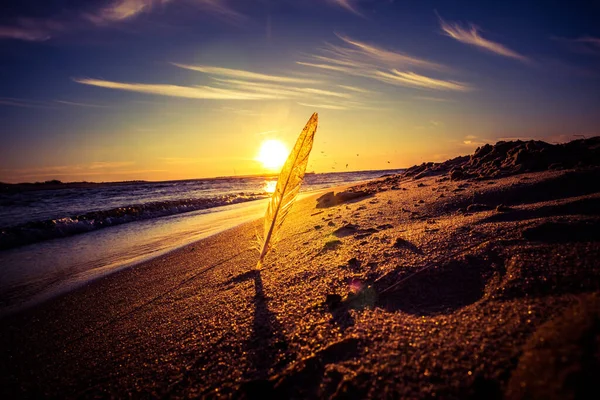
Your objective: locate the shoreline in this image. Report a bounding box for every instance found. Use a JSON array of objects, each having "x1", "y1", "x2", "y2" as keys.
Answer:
[
  {"x1": 0, "y1": 188, "x2": 344, "y2": 318},
  {"x1": 2, "y1": 139, "x2": 599, "y2": 398}
]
